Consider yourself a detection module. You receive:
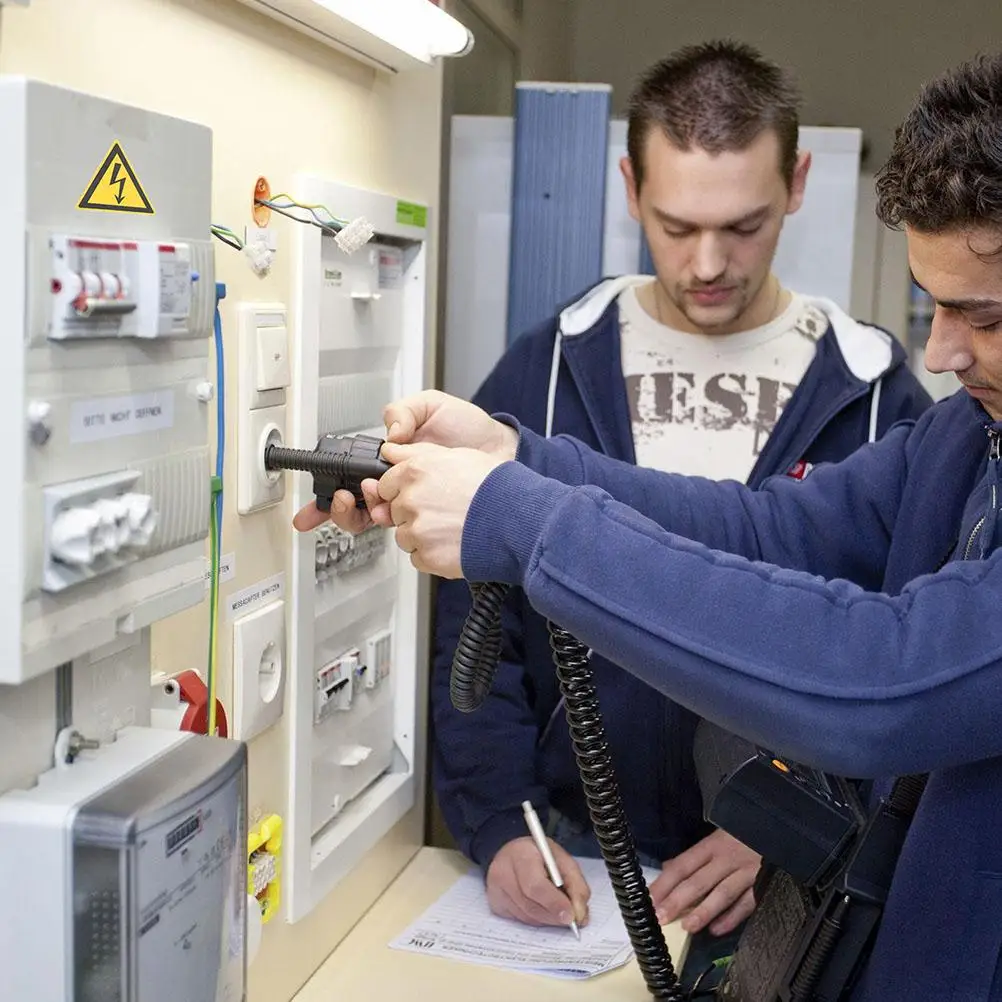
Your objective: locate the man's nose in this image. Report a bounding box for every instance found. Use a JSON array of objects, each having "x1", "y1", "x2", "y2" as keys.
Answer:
[
  {"x1": 692, "y1": 232, "x2": 727, "y2": 284},
  {"x1": 924, "y1": 308, "x2": 975, "y2": 375}
]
